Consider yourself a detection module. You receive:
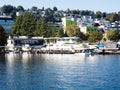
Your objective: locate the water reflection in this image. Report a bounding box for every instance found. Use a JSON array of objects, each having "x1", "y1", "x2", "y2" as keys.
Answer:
[
  {"x1": 1, "y1": 54, "x2": 120, "y2": 89},
  {"x1": 21, "y1": 53, "x2": 32, "y2": 64},
  {"x1": 4, "y1": 54, "x2": 99, "y2": 88},
  {"x1": 37, "y1": 54, "x2": 96, "y2": 89},
  {"x1": 5, "y1": 54, "x2": 18, "y2": 66}
]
